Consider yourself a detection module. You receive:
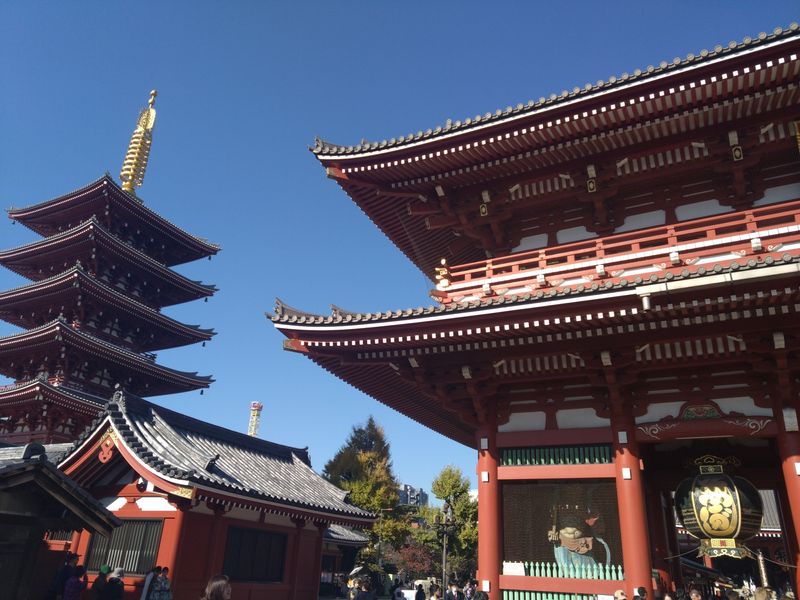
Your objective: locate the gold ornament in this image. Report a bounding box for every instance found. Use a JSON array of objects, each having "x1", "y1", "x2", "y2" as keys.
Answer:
[{"x1": 120, "y1": 90, "x2": 157, "y2": 194}]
